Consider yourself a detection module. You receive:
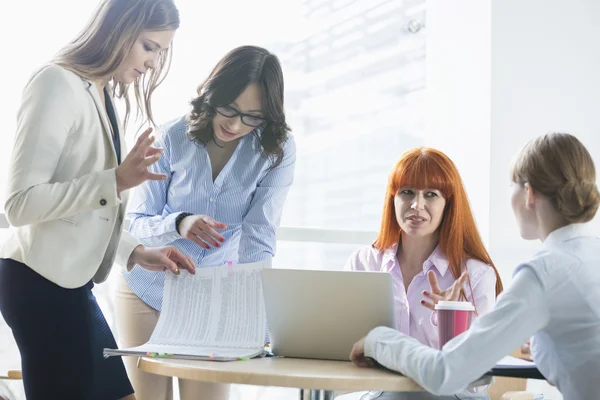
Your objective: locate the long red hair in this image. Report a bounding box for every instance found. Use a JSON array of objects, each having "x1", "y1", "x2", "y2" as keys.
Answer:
[{"x1": 373, "y1": 147, "x2": 503, "y2": 296}]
